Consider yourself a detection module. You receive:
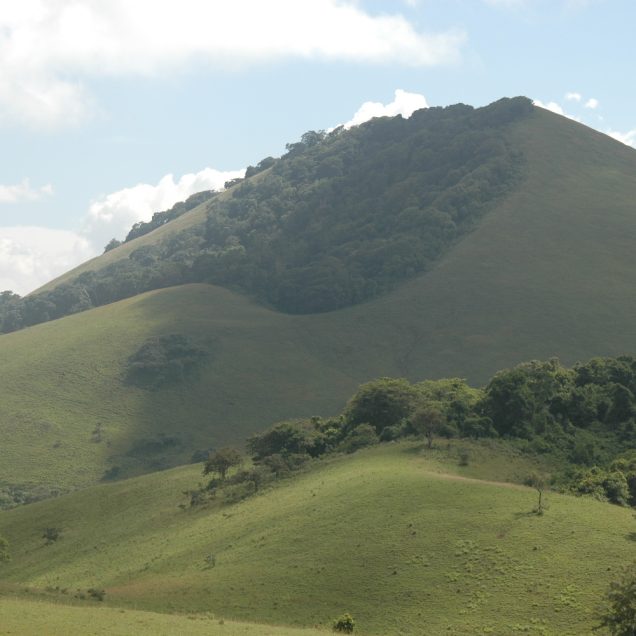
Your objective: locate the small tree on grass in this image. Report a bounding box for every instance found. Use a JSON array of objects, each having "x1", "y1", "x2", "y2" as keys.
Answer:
[
  {"x1": 411, "y1": 405, "x2": 444, "y2": 449},
  {"x1": 596, "y1": 562, "x2": 636, "y2": 635},
  {"x1": 333, "y1": 612, "x2": 355, "y2": 633},
  {"x1": 203, "y1": 448, "x2": 243, "y2": 480},
  {"x1": 525, "y1": 473, "x2": 547, "y2": 514},
  {"x1": 42, "y1": 527, "x2": 61, "y2": 545}
]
